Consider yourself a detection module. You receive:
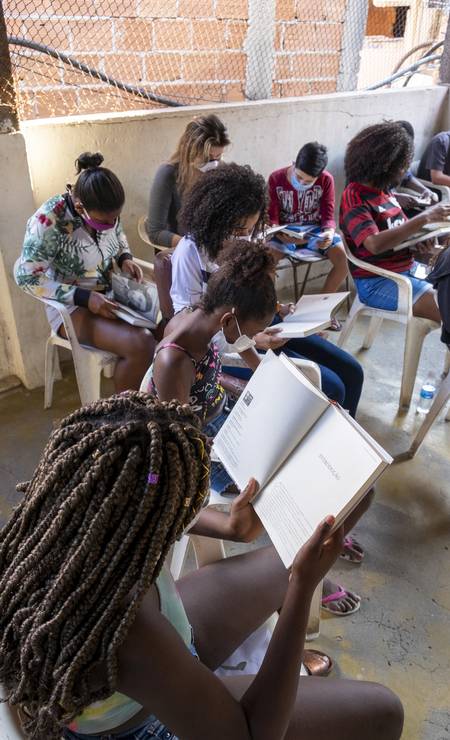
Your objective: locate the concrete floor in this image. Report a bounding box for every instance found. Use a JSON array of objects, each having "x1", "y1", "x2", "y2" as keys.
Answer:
[{"x1": 0, "y1": 316, "x2": 449, "y2": 739}]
